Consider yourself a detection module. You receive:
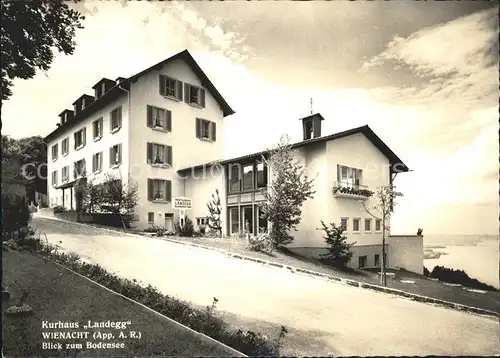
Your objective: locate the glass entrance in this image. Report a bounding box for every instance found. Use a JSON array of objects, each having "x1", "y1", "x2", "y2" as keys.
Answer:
[
  {"x1": 241, "y1": 206, "x2": 253, "y2": 235},
  {"x1": 229, "y1": 207, "x2": 239, "y2": 235}
]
